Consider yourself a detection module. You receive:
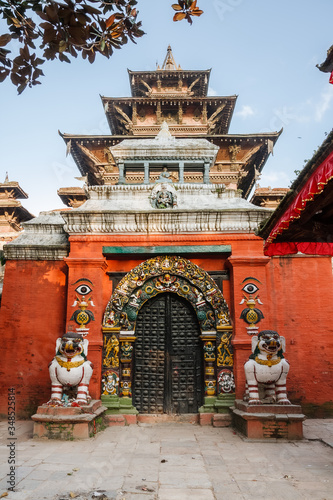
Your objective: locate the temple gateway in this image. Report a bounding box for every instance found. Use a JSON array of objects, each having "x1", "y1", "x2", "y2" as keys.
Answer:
[{"x1": 1, "y1": 47, "x2": 332, "y2": 426}]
